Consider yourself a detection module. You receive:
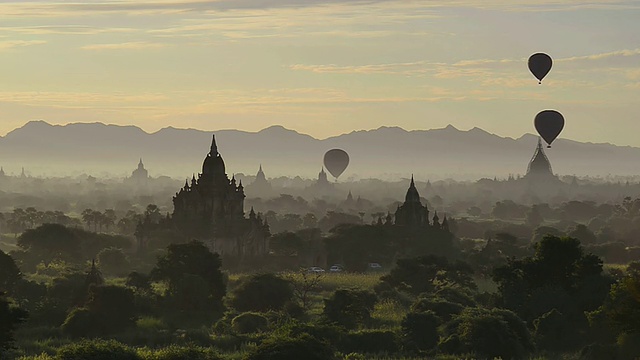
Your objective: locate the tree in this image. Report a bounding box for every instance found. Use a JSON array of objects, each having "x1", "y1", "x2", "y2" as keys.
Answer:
[
  {"x1": 246, "y1": 334, "x2": 336, "y2": 360},
  {"x1": 269, "y1": 232, "x2": 304, "y2": 256},
  {"x1": 318, "y1": 211, "x2": 362, "y2": 232},
  {"x1": 493, "y1": 235, "x2": 612, "y2": 338},
  {"x1": 55, "y1": 339, "x2": 139, "y2": 360},
  {"x1": 568, "y1": 224, "x2": 597, "y2": 245},
  {"x1": 531, "y1": 225, "x2": 564, "y2": 243},
  {"x1": 62, "y1": 285, "x2": 137, "y2": 337},
  {"x1": 144, "y1": 204, "x2": 162, "y2": 224},
  {"x1": 97, "y1": 248, "x2": 130, "y2": 276},
  {"x1": 401, "y1": 311, "x2": 440, "y2": 353},
  {"x1": 302, "y1": 213, "x2": 318, "y2": 229},
  {"x1": 596, "y1": 262, "x2": 640, "y2": 335},
  {"x1": 0, "y1": 291, "x2": 27, "y2": 352},
  {"x1": 231, "y1": 312, "x2": 269, "y2": 334},
  {"x1": 151, "y1": 241, "x2": 225, "y2": 314},
  {"x1": 379, "y1": 255, "x2": 476, "y2": 296},
  {"x1": 230, "y1": 273, "x2": 293, "y2": 313},
  {"x1": 322, "y1": 289, "x2": 377, "y2": 329},
  {"x1": 17, "y1": 224, "x2": 81, "y2": 265},
  {"x1": 440, "y1": 307, "x2": 534, "y2": 360},
  {"x1": 526, "y1": 205, "x2": 544, "y2": 228},
  {"x1": 287, "y1": 268, "x2": 323, "y2": 310},
  {"x1": 325, "y1": 224, "x2": 395, "y2": 272},
  {"x1": 102, "y1": 209, "x2": 117, "y2": 232},
  {"x1": 0, "y1": 250, "x2": 21, "y2": 293},
  {"x1": 81, "y1": 208, "x2": 94, "y2": 231},
  {"x1": 467, "y1": 206, "x2": 482, "y2": 217}
]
